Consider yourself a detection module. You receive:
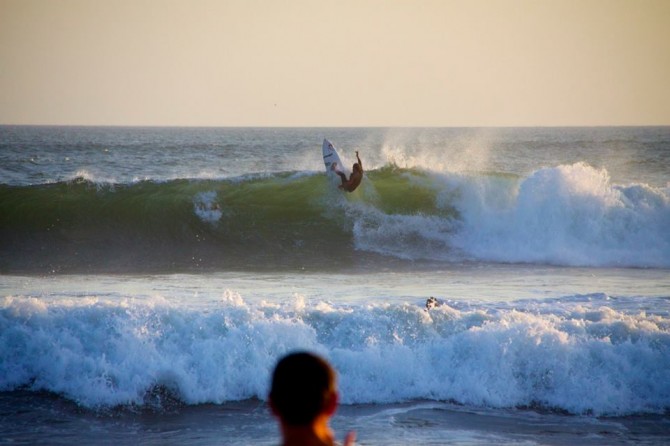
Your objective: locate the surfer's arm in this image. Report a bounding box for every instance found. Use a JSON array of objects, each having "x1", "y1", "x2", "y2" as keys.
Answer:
[{"x1": 356, "y1": 151, "x2": 362, "y2": 171}]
